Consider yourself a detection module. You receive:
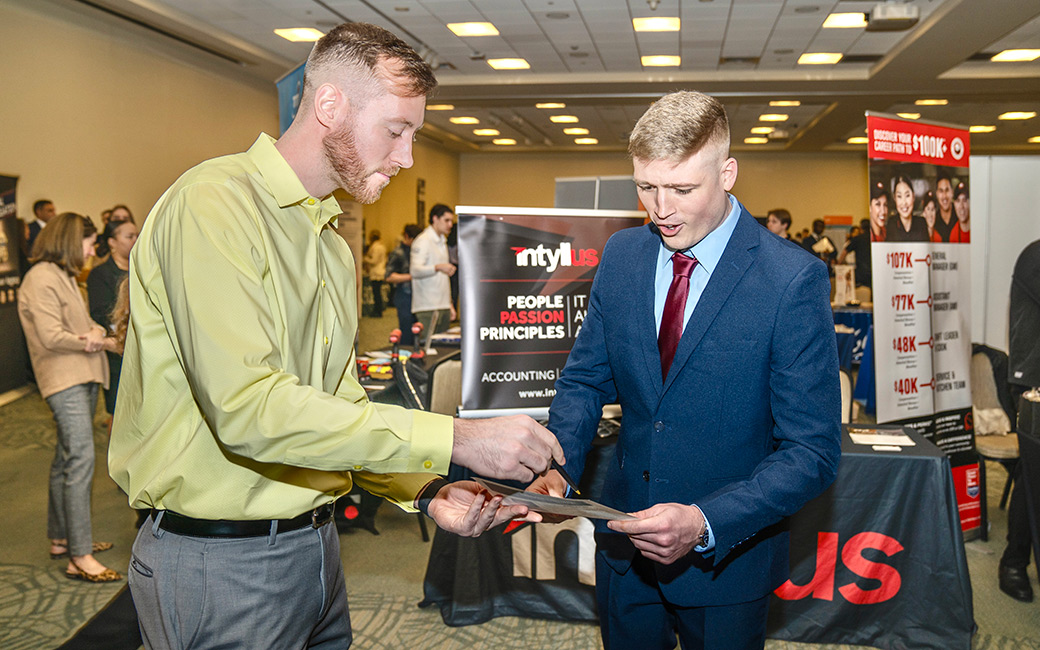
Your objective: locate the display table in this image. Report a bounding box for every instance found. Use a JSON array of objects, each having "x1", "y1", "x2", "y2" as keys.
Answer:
[
  {"x1": 421, "y1": 426, "x2": 973, "y2": 650},
  {"x1": 833, "y1": 307, "x2": 872, "y2": 368}
]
